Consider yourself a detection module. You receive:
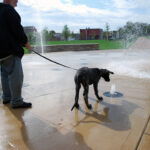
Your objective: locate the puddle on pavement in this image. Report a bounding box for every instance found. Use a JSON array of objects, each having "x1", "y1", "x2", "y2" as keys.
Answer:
[
  {"x1": 103, "y1": 91, "x2": 123, "y2": 98},
  {"x1": 51, "y1": 68, "x2": 62, "y2": 71},
  {"x1": 80, "y1": 58, "x2": 87, "y2": 60},
  {"x1": 80, "y1": 63, "x2": 88, "y2": 65}
]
